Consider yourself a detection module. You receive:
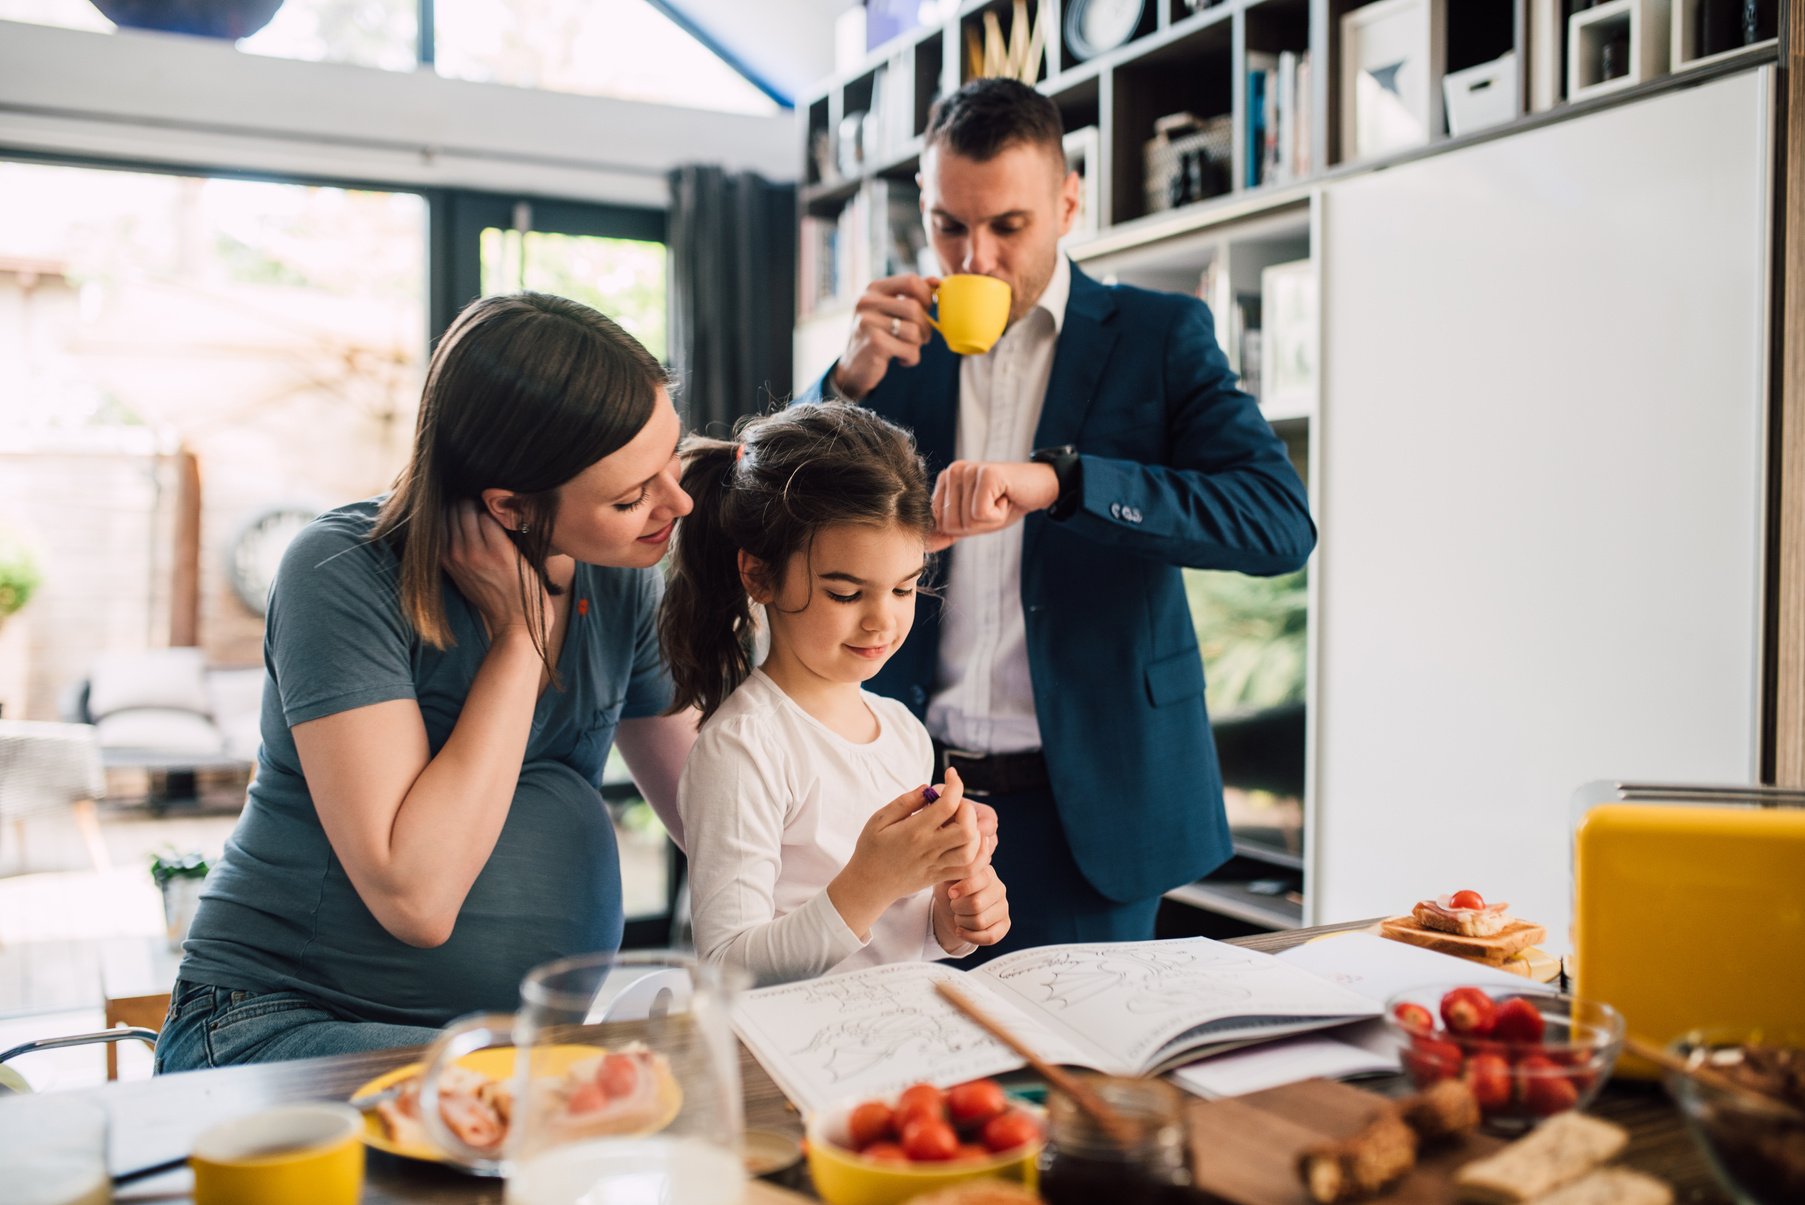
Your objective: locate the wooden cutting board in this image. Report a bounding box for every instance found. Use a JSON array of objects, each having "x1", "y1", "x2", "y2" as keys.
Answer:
[{"x1": 1187, "y1": 1078, "x2": 1502, "y2": 1205}]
